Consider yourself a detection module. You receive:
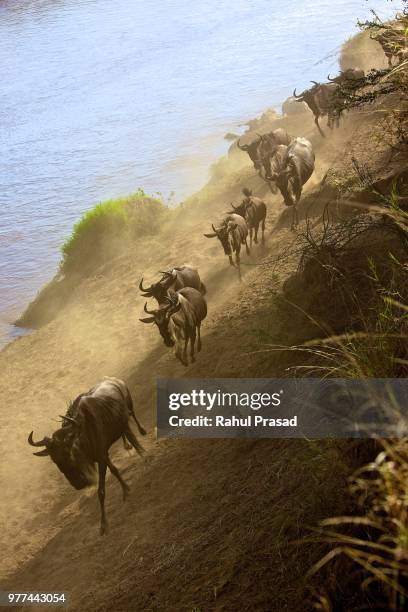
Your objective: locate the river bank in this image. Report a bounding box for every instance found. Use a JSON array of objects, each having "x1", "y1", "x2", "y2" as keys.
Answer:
[{"x1": 0, "y1": 0, "x2": 395, "y2": 349}]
